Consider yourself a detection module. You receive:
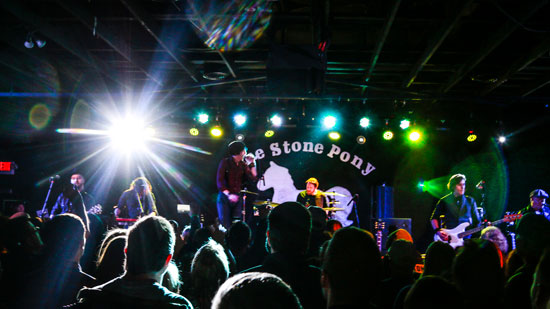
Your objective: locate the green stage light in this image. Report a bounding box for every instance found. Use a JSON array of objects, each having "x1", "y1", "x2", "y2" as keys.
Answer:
[
  {"x1": 409, "y1": 131, "x2": 421, "y2": 142},
  {"x1": 323, "y1": 116, "x2": 337, "y2": 129},
  {"x1": 400, "y1": 120, "x2": 410, "y2": 130},
  {"x1": 383, "y1": 131, "x2": 394, "y2": 140},
  {"x1": 198, "y1": 113, "x2": 209, "y2": 124},
  {"x1": 359, "y1": 117, "x2": 370, "y2": 128},
  {"x1": 270, "y1": 115, "x2": 282, "y2": 127}
]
